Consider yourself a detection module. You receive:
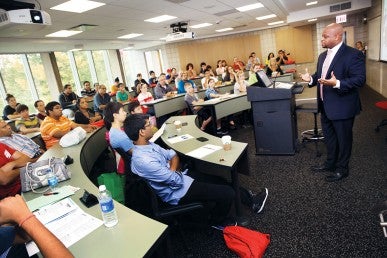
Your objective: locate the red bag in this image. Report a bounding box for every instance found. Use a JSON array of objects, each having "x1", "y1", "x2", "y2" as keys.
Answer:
[
  {"x1": 223, "y1": 226, "x2": 270, "y2": 258},
  {"x1": 91, "y1": 119, "x2": 105, "y2": 128}
]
